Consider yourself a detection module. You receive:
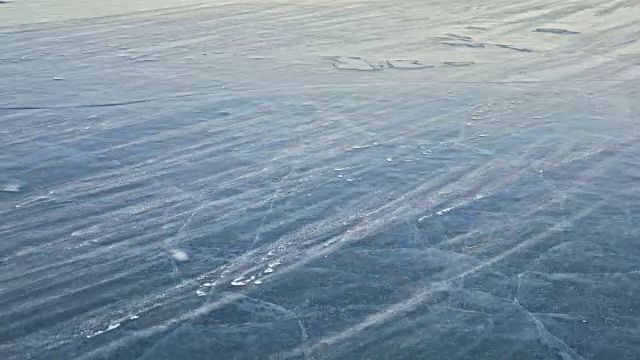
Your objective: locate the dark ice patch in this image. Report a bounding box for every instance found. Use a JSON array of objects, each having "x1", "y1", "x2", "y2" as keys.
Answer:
[
  {"x1": 386, "y1": 59, "x2": 435, "y2": 69},
  {"x1": 445, "y1": 33, "x2": 474, "y2": 42},
  {"x1": 533, "y1": 28, "x2": 580, "y2": 35},
  {"x1": 495, "y1": 44, "x2": 534, "y2": 53},
  {"x1": 326, "y1": 56, "x2": 435, "y2": 72},
  {"x1": 443, "y1": 42, "x2": 486, "y2": 48},
  {"x1": 325, "y1": 56, "x2": 375, "y2": 71},
  {"x1": 444, "y1": 61, "x2": 474, "y2": 66}
]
